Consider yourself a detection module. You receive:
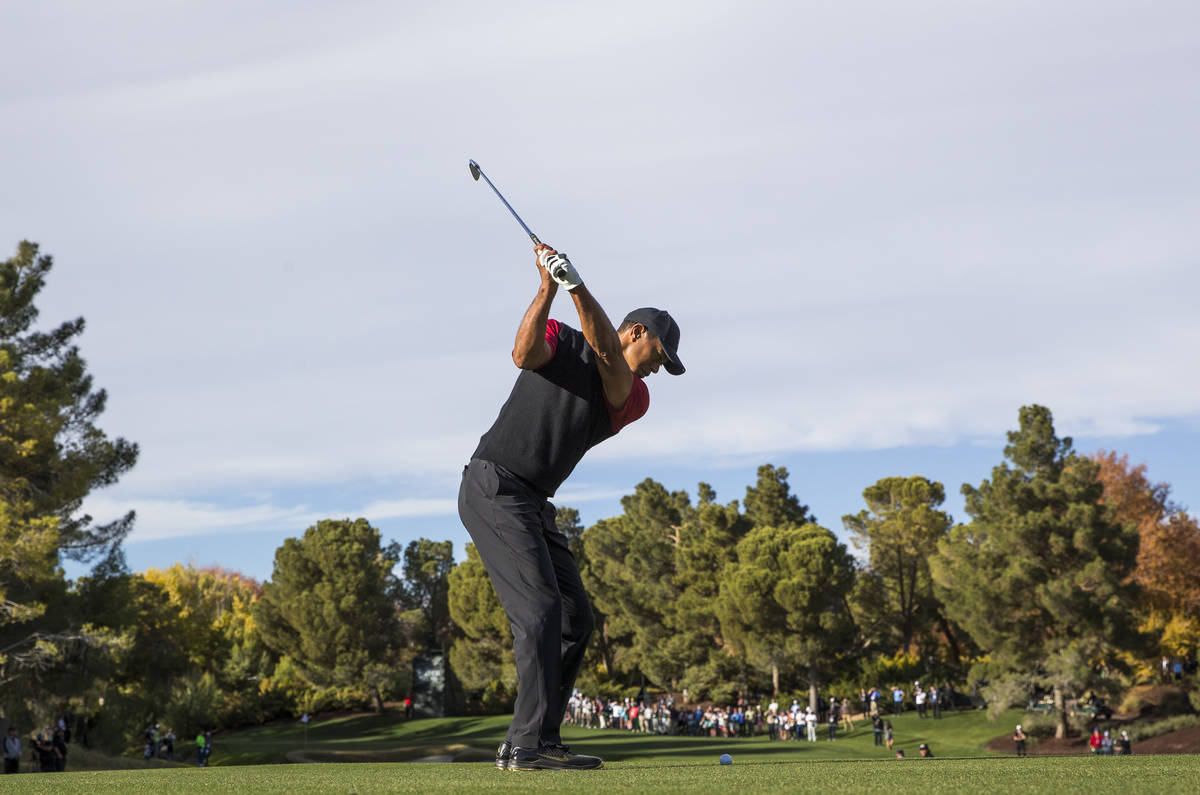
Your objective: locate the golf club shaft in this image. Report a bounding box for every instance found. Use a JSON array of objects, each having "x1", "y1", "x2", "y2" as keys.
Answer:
[{"x1": 472, "y1": 163, "x2": 541, "y2": 246}]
